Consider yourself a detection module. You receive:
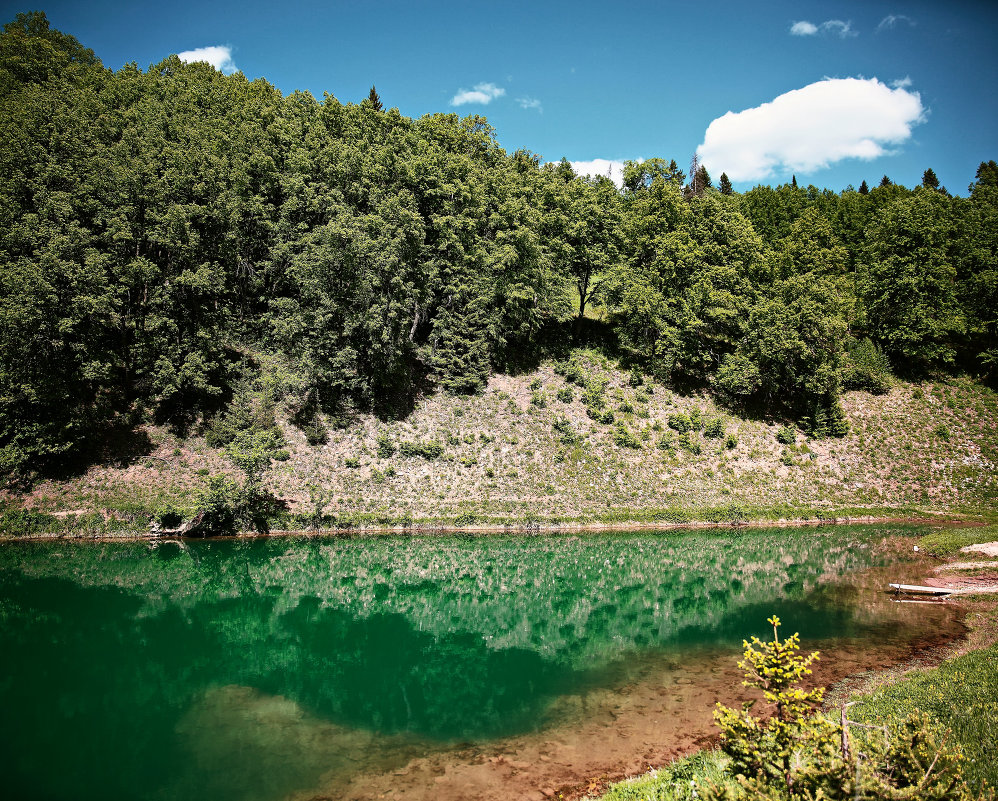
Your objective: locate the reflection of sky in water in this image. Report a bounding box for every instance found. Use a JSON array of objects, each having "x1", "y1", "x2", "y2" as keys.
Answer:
[{"x1": 0, "y1": 527, "x2": 936, "y2": 801}]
